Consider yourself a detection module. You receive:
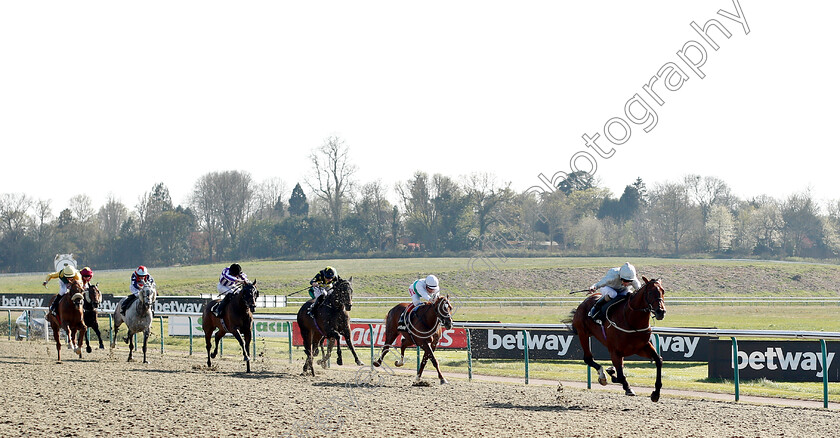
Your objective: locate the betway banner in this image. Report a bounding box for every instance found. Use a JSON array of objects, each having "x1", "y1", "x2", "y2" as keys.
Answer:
[
  {"x1": 708, "y1": 340, "x2": 840, "y2": 382},
  {"x1": 292, "y1": 322, "x2": 467, "y2": 349},
  {"x1": 169, "y1": 316, "x2": 290, "y2": 337},
  {"x1": 1, "y1": 293, "x2": 208, "y2": 315},
  {"x1": 470, "y1": 329, "x2": 709, "y2": 361}
]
